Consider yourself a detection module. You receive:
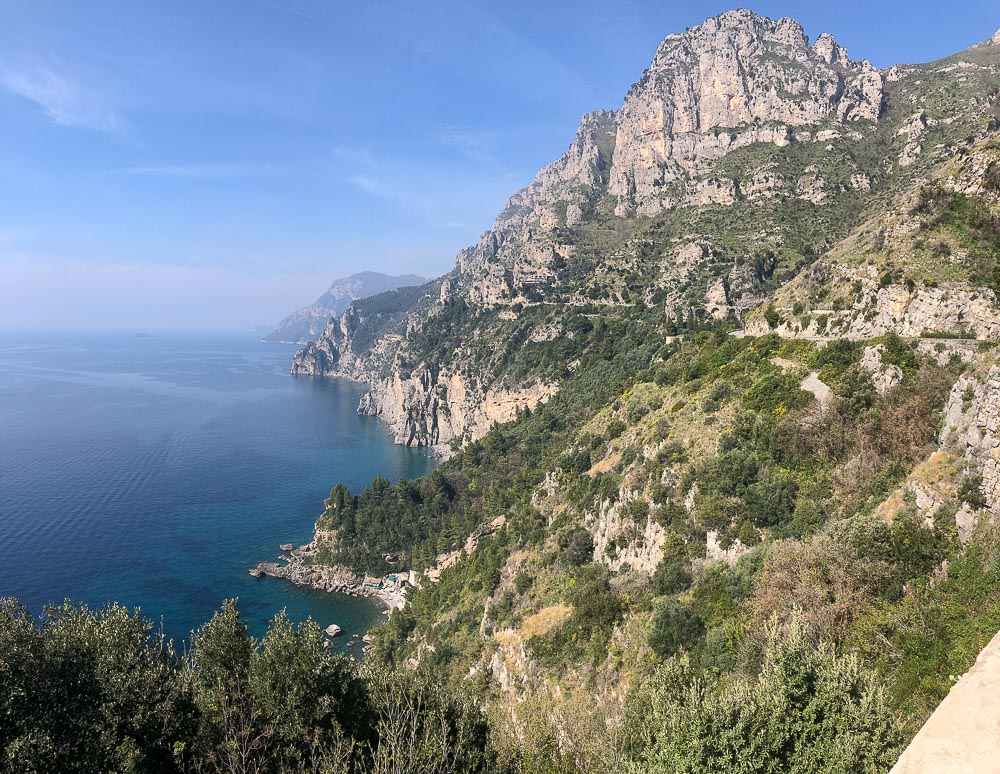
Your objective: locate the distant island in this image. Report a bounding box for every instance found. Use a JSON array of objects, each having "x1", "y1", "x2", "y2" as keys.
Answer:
[{"x1": 263, "y1": 271, "x2": 427, "y2": 344}]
